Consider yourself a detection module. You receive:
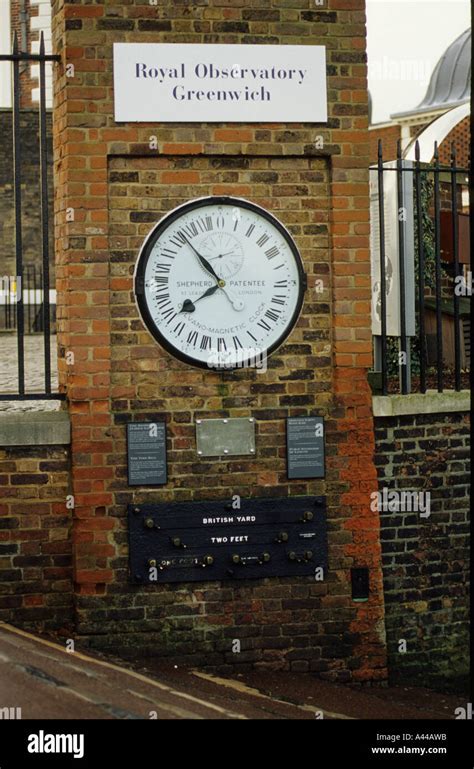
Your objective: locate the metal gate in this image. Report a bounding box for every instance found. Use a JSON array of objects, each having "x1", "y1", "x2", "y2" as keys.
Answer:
[
  {"x1": 0, "y1": 32, "x2": 62, "y2": 400},
  {"x1": 371, "y1": 138, "x2": 470, "y2": 395}
]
